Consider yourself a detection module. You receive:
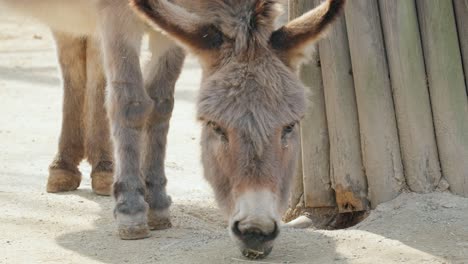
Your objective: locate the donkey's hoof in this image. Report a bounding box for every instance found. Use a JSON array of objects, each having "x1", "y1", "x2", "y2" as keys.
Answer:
[
  {"x1": 91, "y1": 161, "x2": 113, "y2": 196},
  {"x1": 91, "y1": 172, "x2": 113, "y2": 196},
  {"x1": 148, "y1": 209, "x2": 172, "y2": 230},
  {"x1": 149, "y1": 220, "x2": 172, "y2": 230},
  {"x1": 118, "y1": 224, "x2": 151, "y2": 240},
  {"x1": 47, "y1": 168, "x2": 81, "y2": 193}
]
